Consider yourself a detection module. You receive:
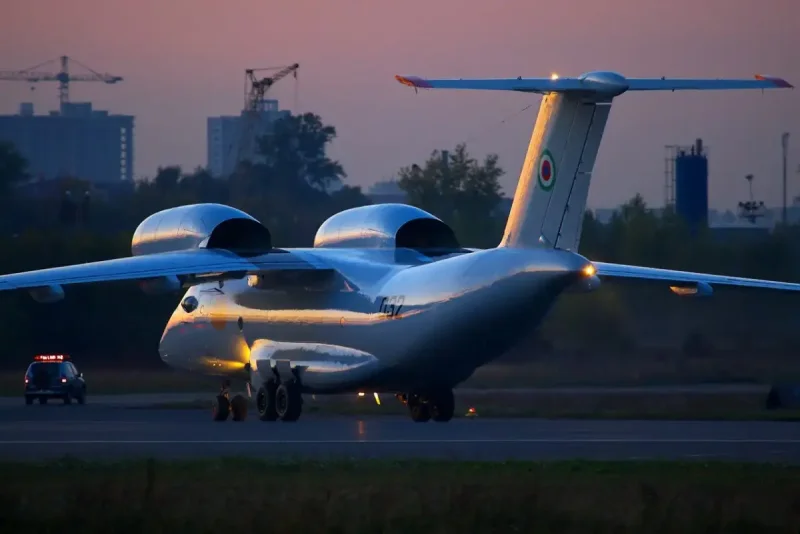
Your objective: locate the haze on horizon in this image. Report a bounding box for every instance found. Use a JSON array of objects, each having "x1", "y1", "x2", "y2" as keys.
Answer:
[{"x1": 0, "y1": 0, "x2": 797, "y2": 211}]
